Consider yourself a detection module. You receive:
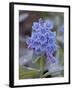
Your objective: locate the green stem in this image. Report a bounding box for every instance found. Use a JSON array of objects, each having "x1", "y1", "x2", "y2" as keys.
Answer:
[{"x1": 40, "y1": 55, "x2": 45, "y2": 78}]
